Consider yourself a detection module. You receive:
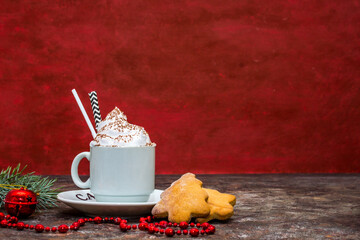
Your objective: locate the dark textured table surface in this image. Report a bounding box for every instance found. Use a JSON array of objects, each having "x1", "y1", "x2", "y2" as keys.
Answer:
[{"x1": 0, "y1": 174, "x2": 359, "y2": 239}]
